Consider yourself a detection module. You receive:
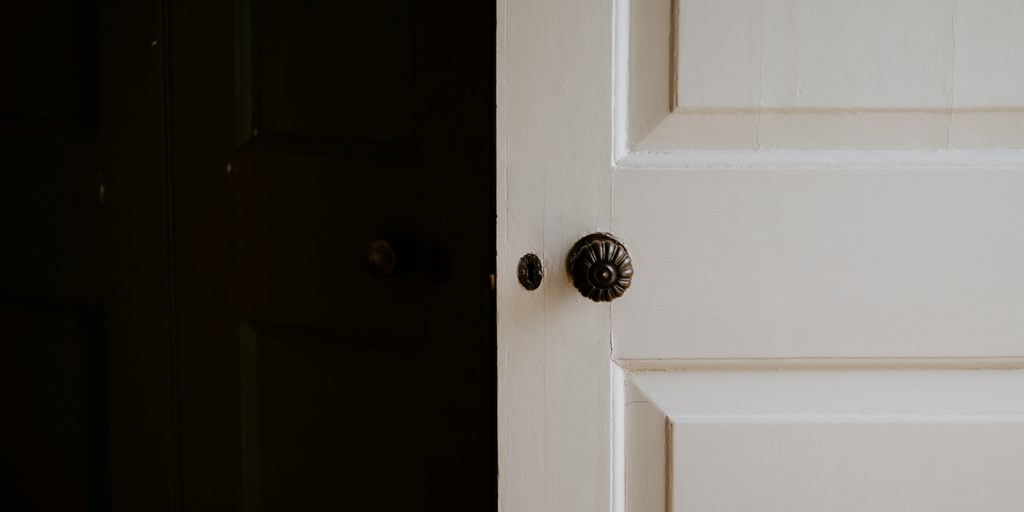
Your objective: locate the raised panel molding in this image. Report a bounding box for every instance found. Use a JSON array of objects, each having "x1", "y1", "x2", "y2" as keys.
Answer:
[
  {"x1": 670, "y1": 416, "x2": 1024, "y2": 511},
  {"x1": 1, "y1": 296, "x2": 109, "y2": 510},
  {"x1": 619, "y1": 0, "x2": 1024, "y2": 155},
  {"x1": 238, "y1": 320, "x2": 431, "y2": 510},
  {"x1": 1, "y1": 0, "x2": 98, "y2": 133},
  {"x1": 234, "y1": 0, "x2": 421, "y2": 158},
  {"x1": 619, "y1": 370, "x2": 1024, "y2": 512}
]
